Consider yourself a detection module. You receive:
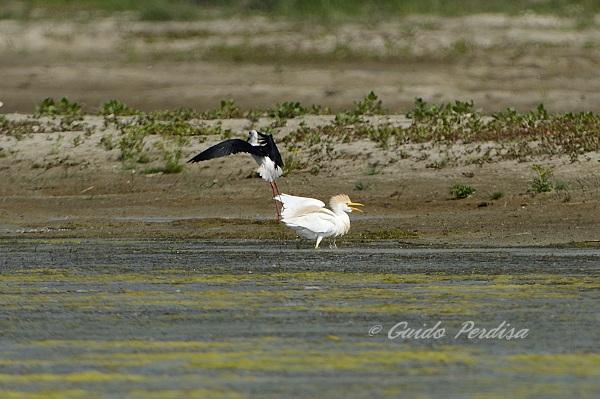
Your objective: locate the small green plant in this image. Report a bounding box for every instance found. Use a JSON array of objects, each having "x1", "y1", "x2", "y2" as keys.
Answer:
[
  {"x1": 35, "y1": 97, "x2": 83, "y2": 117},
  {"x1": 57, "y1": 115, "x2": 85, "y2": 131},
  {"x1": 282, "y1": 148, "x2": 301, "y2": 176},
  {"x1": 334, "y1": 111, "x2": 364, "y2": 126},
  {"x1": 554, "y1": 181, "x2": 569, "y2": 191},
  {"x1": 99, "y1": 134, "x2": 116, "y2": 151},
  {"x1": 204, "y1": 99, "x2": 244, "y2": 119},
  {"x1": 72, "y1": 135, "x2": 83, "y2": 147},
  {"x1": 84, "y1": 126, "x2": 94, "y2": 137},
  {"x1": 406, "y1": 97, "x2": 449, "y2": 119},
  {"x1": 0, "y1": 116, "x2": 38, "y2": 140},
  {"x1": 311, "y1": 104, "x2": 331, "y2": 115},
  {"x1": 98, "y1": 99, "x2": 137, "y2": 116},
  {"x1": 139, "y1": 167, "x2": 164, "y2": 175},
  {"x1": 61, "y1": 166, "x2": 76, "y2": 179},
  {"x1": 353, "y1": 181, "x2": 373, "y2": 191},
  {"x1": 269, "y1": 115, "x2": 288, "y2": 128},
  {"x1": 353, "y1": 91, "x2": 387, "y2": 115},
  {"x1": 451, "y1": 184, "x2": 475, "y2": 199},
  {"x1": 157, "y1": 135, "x2": 189, "y2": 174},
  {"x1": 528, "y1": 164, "x2": 555, "y2": 194},
  {"x1": 365, "y1": 167, "x2": 381, "y2": 175},
  {"x1": 50, "y1": 137, "x2": 62, "y2": 155},
  {"x1": 146, "y1": 108, "x2": 201, "y2": 122},
  {"x1": 119, "y1": 126, "x2": 148, "y2": 167},
  {"x1": 426, "y1": 159, "x2": 448, "y2": 169},
  {"x1": 245, "y1": 108, "x2": 263, "y2": 123},
  {"x1": 490, "y1": 192, "x2": 505, "y2": 200},
  {"x1": 359, "y1": 229, "x2": 418, "y2": 239},
  {"x1": 137, "y1": 152, "x2": 151, "y2": 164},
  {"x1": 268, "y1": 102, "x2": 308, "y2": 119},
  {"x1": 305, "y1": 130, "x2": 321, "y2": 146},
  {"x1": 35, "y1": 97, "x2": 59, "y2": 117},
  {"x1": 366, "y1": 123, "x2": 396, "y2": 148}
]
